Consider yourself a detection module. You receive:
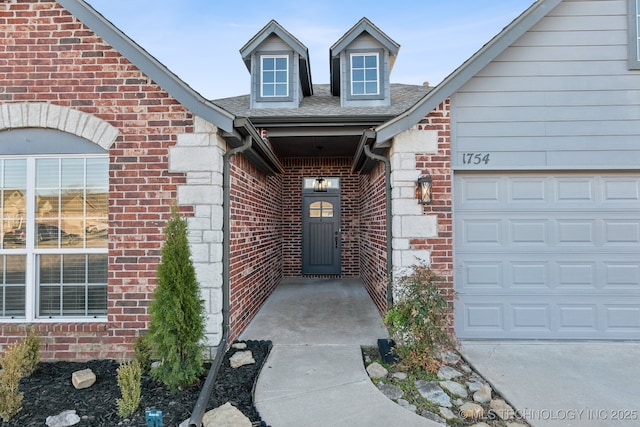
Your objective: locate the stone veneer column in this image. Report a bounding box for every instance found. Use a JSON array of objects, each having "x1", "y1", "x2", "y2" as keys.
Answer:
[
  {"x1": 389, "y1": 126, "x2": 439, "y2": 275},
  {"x1": 169, "y1": 117, "x2": 225, "y2": 347}
]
